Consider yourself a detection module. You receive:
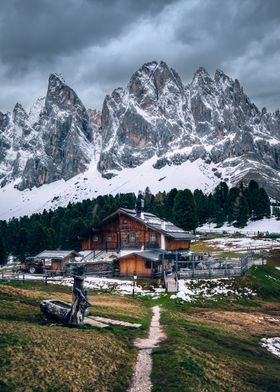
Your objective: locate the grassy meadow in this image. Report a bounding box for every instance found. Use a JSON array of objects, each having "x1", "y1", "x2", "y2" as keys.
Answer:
[{"x1": 0, "y1": 265, "x2": 280, "y2": 391}]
